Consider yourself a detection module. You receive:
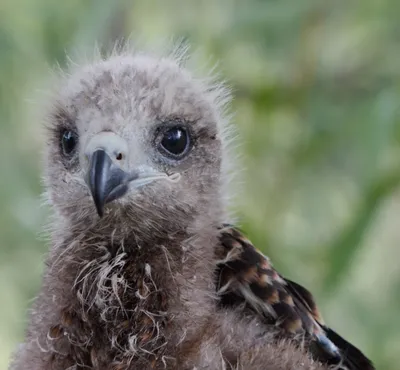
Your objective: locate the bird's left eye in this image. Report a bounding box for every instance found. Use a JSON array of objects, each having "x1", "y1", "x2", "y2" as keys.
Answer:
[
  {"x1": 158, "y1": 126, "x2": 191, "y2": 159},
  {"x1": 61, "y1": 130, "x2": 78, "y2": 156}
]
